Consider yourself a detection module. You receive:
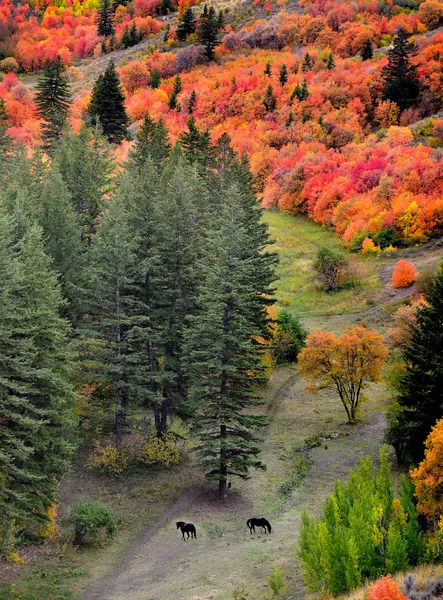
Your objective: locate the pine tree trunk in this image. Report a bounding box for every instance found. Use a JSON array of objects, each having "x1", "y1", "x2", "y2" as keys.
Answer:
[
  {"x1": 115, "y1": 404, "x2": 124, "y2": 448},
  {"x1": 218, "y1": 424, "x2": 228, "y2": 501}
]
